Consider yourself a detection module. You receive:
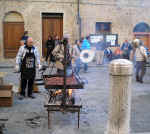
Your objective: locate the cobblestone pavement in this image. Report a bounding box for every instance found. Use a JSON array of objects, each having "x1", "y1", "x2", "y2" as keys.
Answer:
[{"x1": 0, "y1": 62, "x2": 150, "y2": 134}]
